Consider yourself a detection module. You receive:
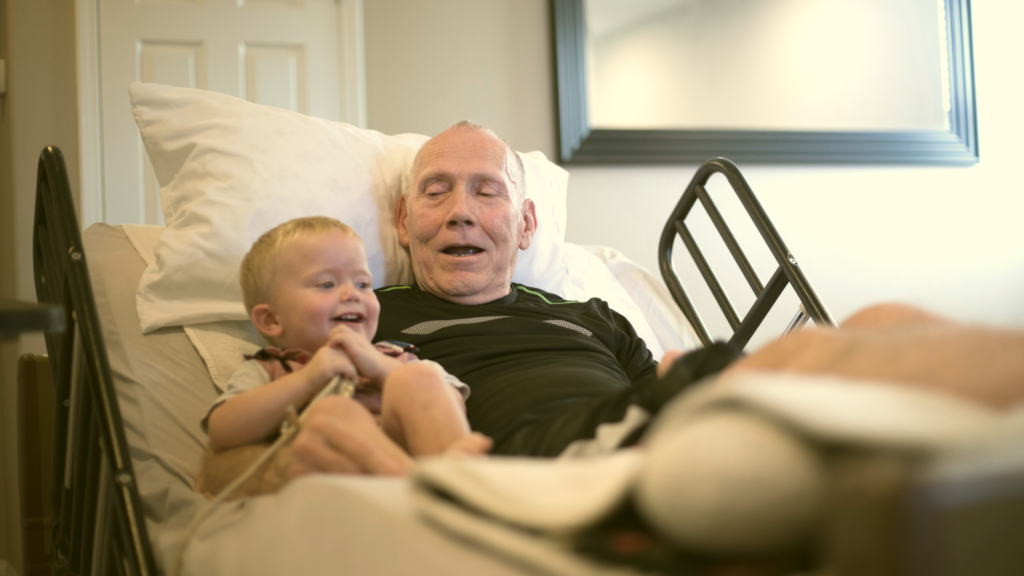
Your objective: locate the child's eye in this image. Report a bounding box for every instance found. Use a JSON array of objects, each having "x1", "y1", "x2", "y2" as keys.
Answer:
[
  {"x1": 356, "y1": 282, "x2": 370, "y2": 289},
  {"x1": 318, "y1": 281, "x2": 335, "y2": 289}
]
